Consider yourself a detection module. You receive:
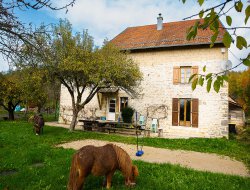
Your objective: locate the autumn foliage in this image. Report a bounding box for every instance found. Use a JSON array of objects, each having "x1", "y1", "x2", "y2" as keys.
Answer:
[{"x1": 229, "y1": 68, "x2": 250, "y2": 115}]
